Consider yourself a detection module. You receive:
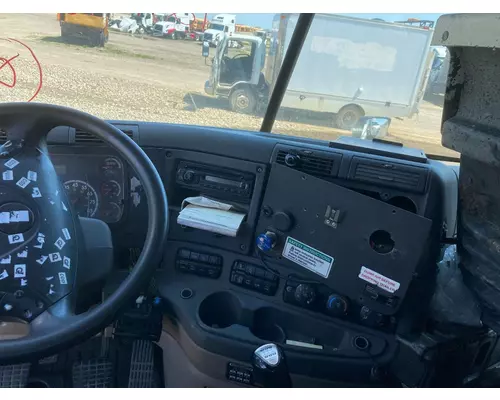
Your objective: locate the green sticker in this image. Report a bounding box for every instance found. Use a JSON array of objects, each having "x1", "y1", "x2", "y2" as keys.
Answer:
[{"x1": 282, "y1": 236, "x2": 334, "y2": 278}]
